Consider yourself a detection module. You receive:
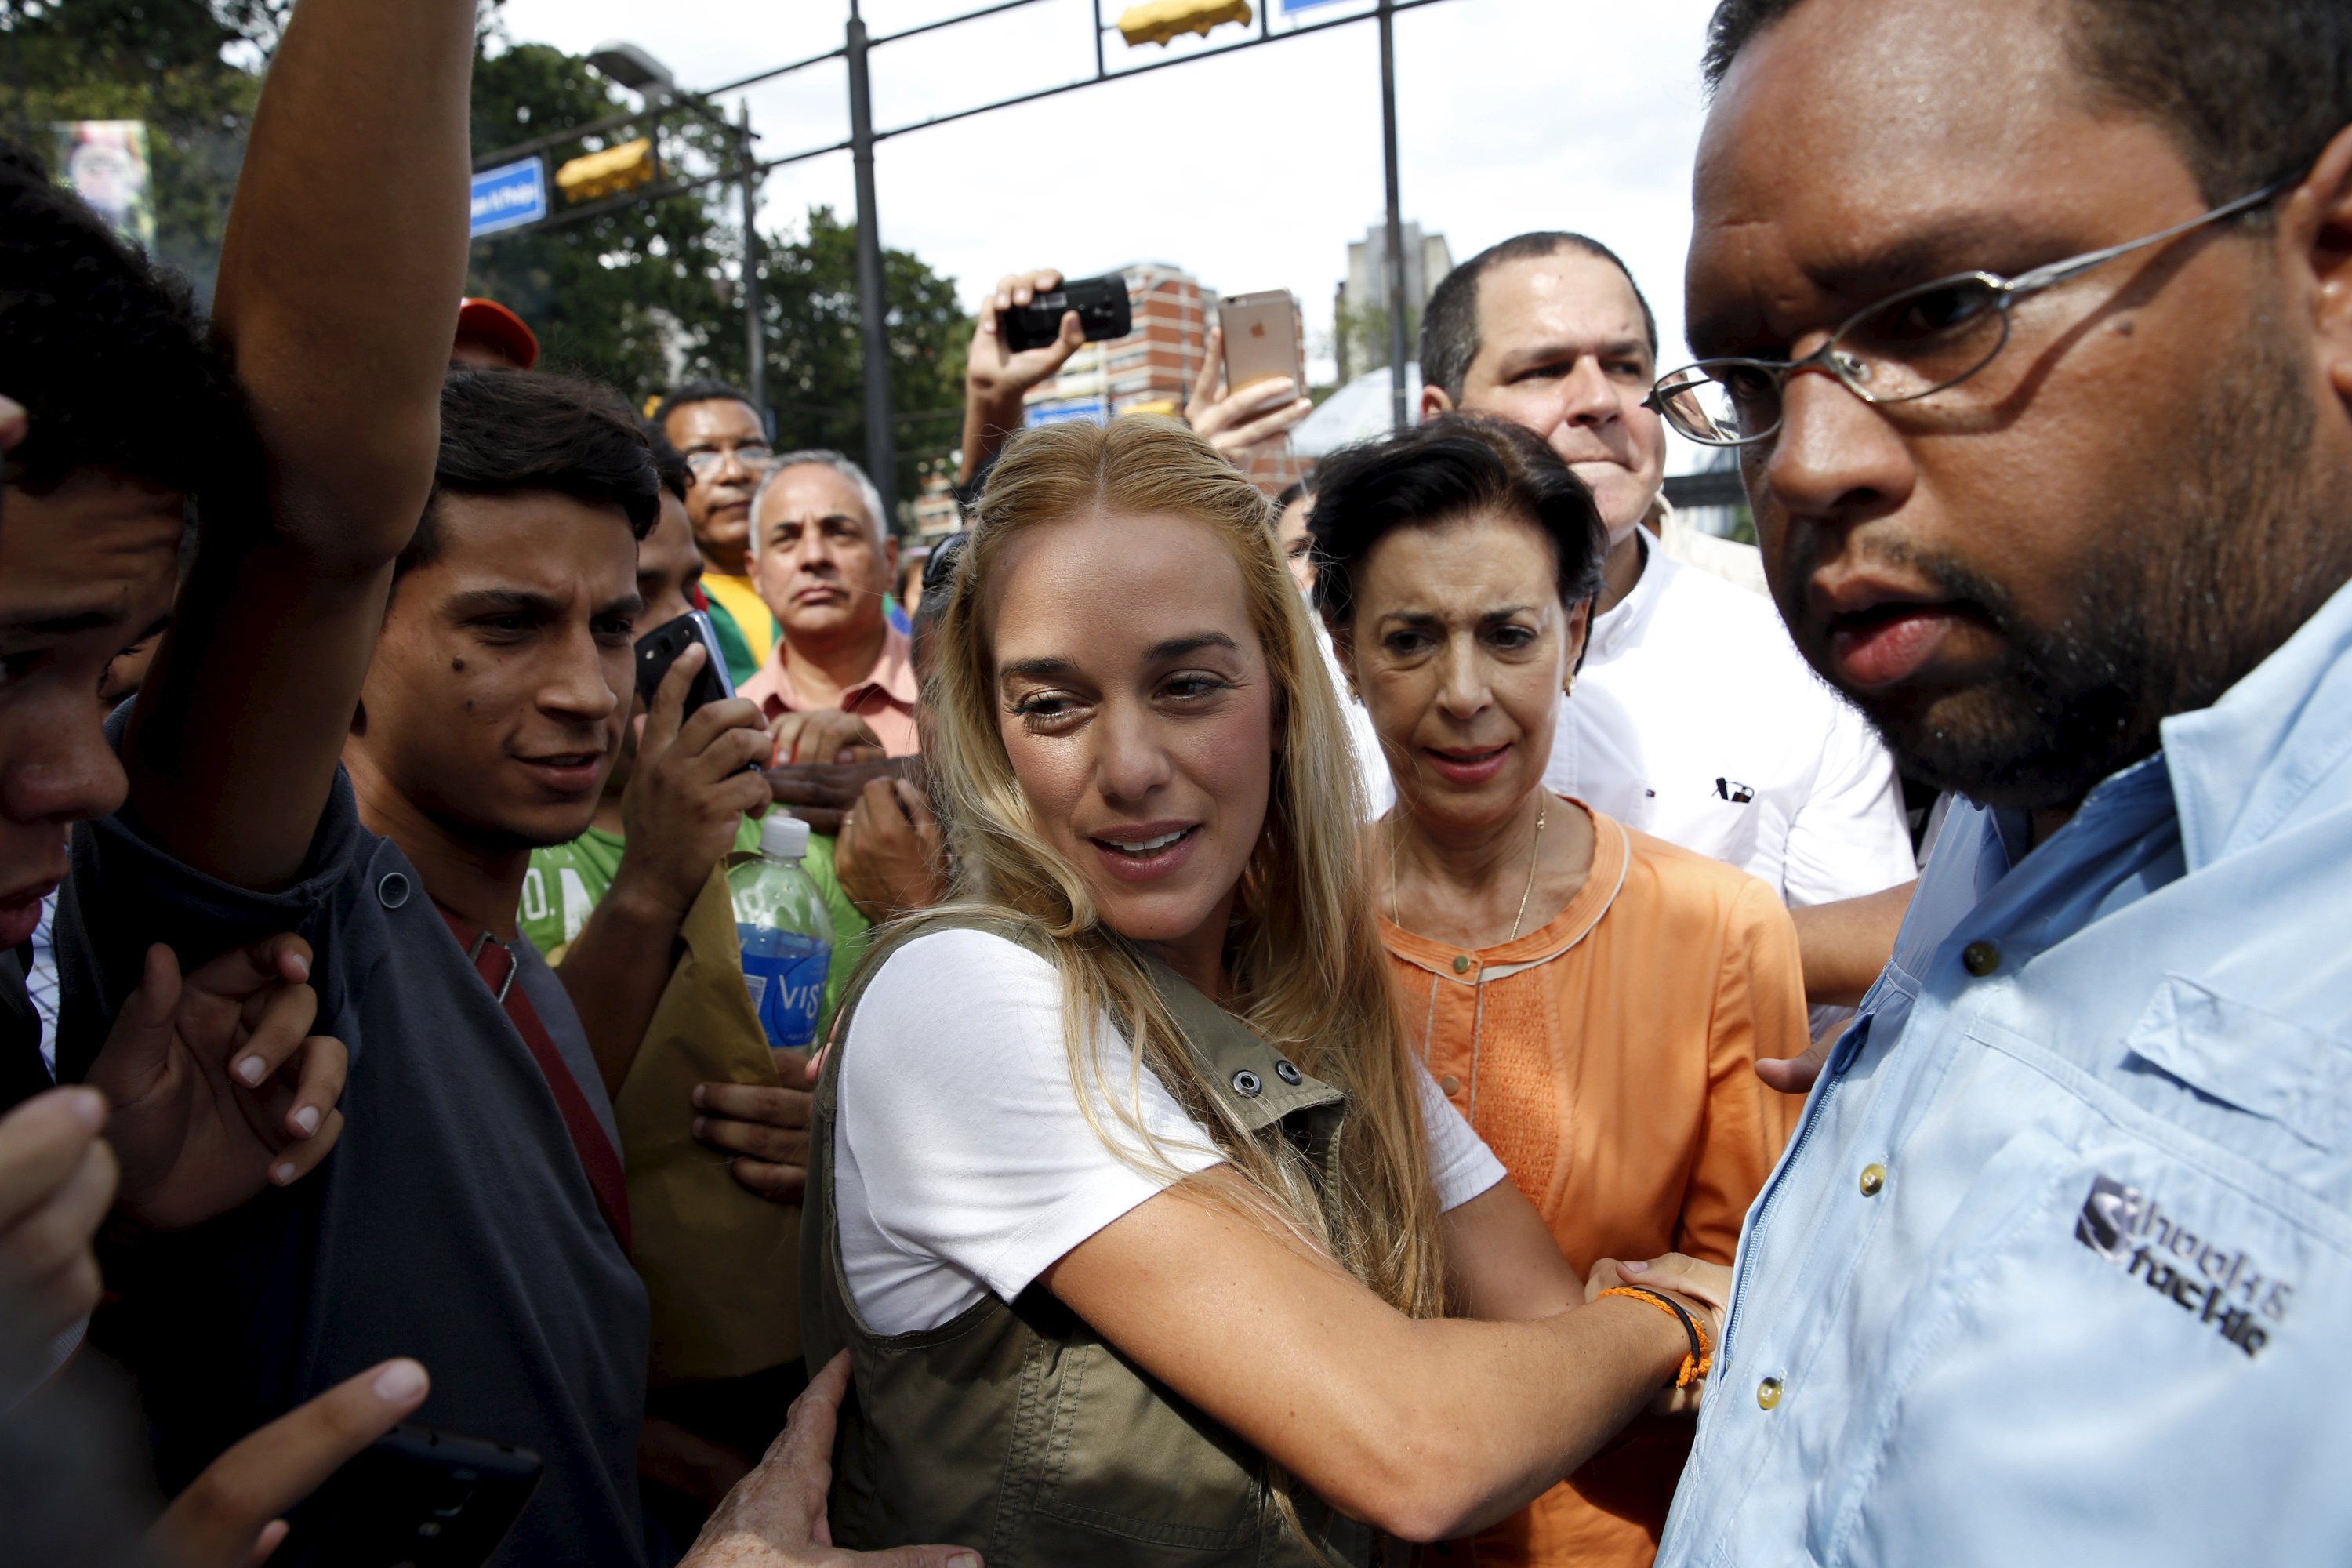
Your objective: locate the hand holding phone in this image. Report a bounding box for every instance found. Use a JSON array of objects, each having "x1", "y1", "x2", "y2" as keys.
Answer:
[
  {"x1": 634, "y1": 610, "x2": 736, "y2": 719},
  {"x1": 1188, "y1": 292, "x2": 1313, "y2": 461},
  {"x1": 1000, "y1": 272, "x2": 1131, "y2": 352}
]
